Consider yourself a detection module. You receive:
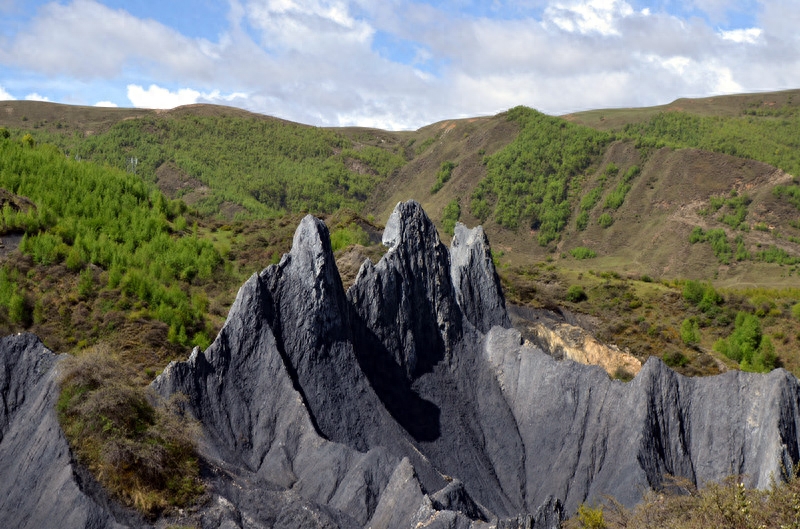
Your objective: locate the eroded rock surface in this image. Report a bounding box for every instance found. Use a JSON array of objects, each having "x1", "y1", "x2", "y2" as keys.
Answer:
[
  {"x1": 0, "y1": 334, "x2": 139, "y2": 529},
  {"x1": 4, "y1": 200, "x2": 800, "y2": 528},
  {"x1": 528, "y1": 321, "x2": 642, "y2": 378}
]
